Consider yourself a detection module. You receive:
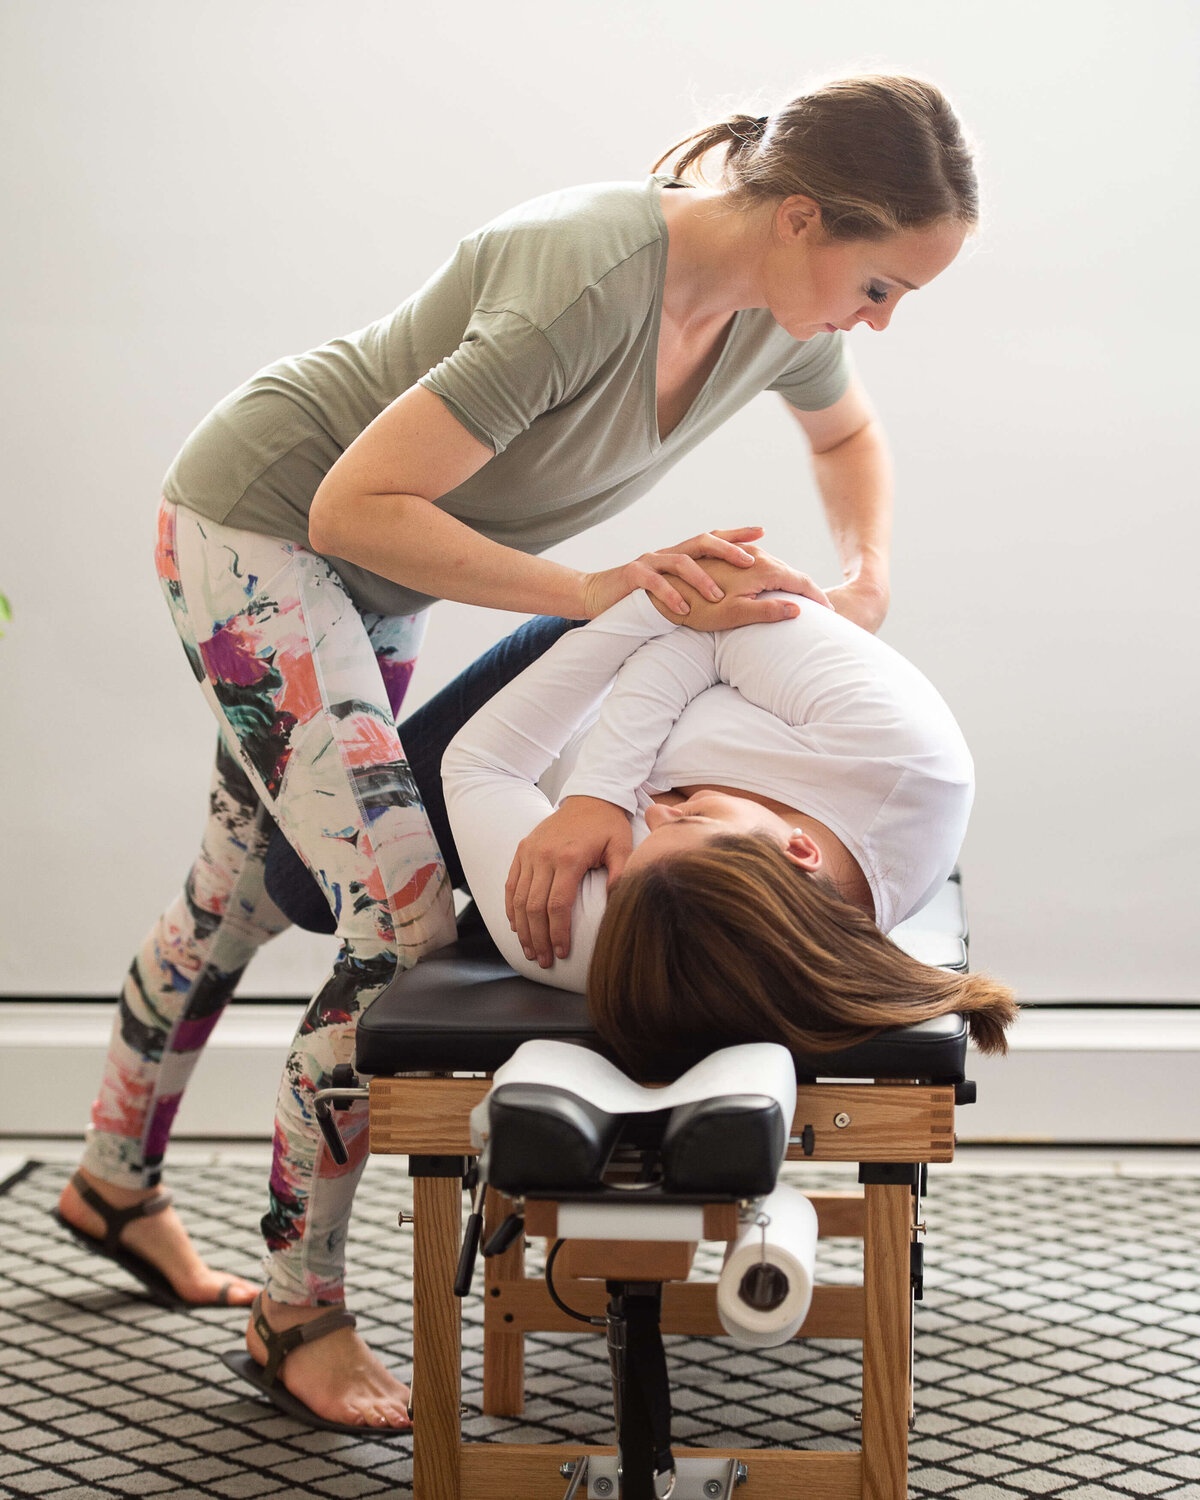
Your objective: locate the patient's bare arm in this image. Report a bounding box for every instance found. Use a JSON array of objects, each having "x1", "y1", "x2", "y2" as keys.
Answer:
[{"x1": 648, "y1": 549, "x2": 832, "y2": 631}]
